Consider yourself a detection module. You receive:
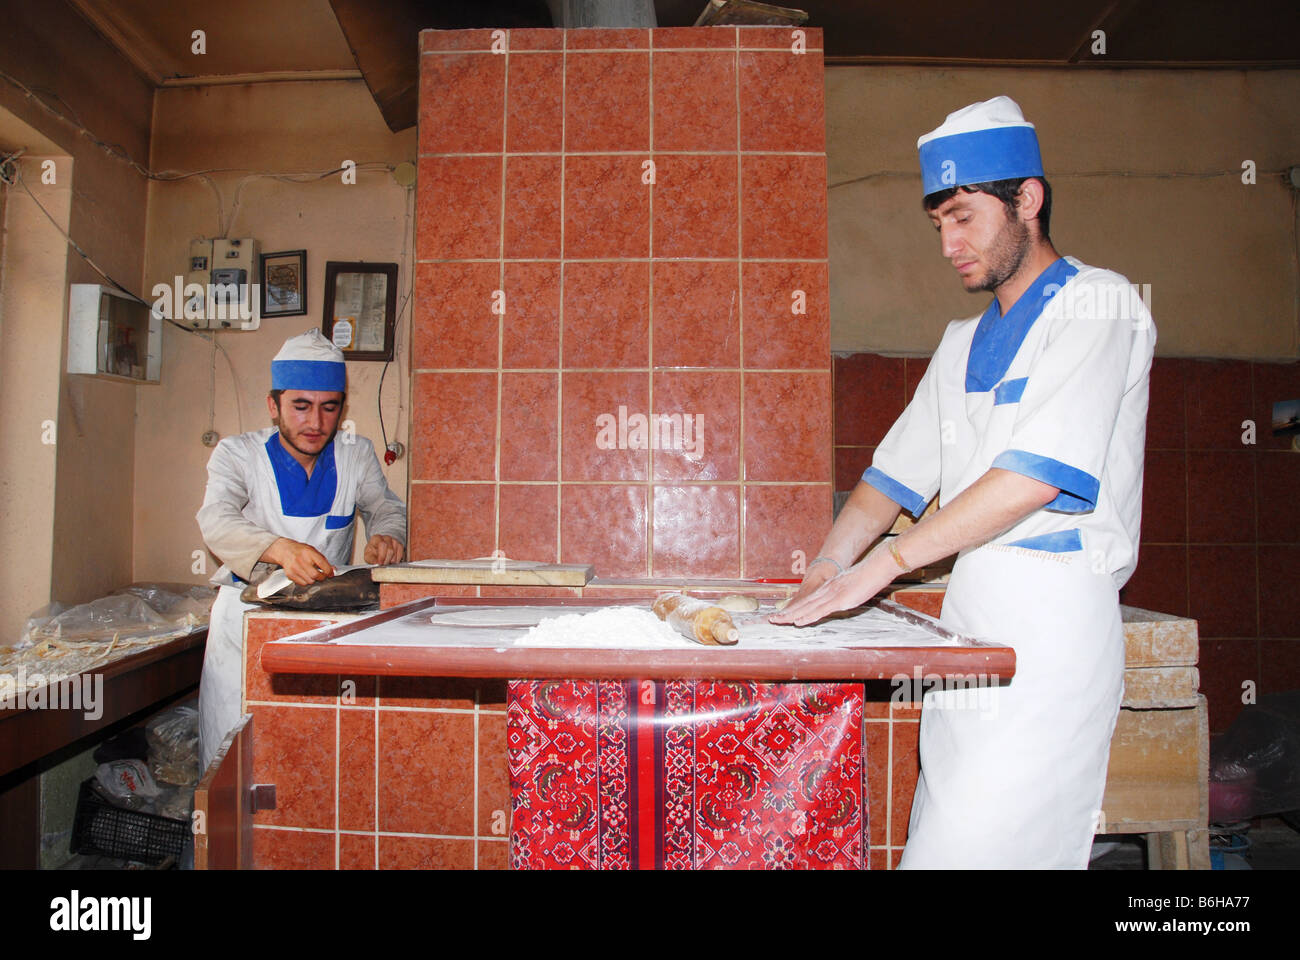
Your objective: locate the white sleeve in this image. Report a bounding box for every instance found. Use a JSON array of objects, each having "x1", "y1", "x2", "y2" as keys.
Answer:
[
  {"x1": 196, "y1": 438, "x2": 279, "y2": 581},
  {"x1": 990, "y1": 274, "x2": 1149, "y2": 512},
  {"x1": 354, "y1": 440, "x2": 408, "y2": 544},
  {"x1": 863, "y1": 349, "x2": 943, "y2": 519}
]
